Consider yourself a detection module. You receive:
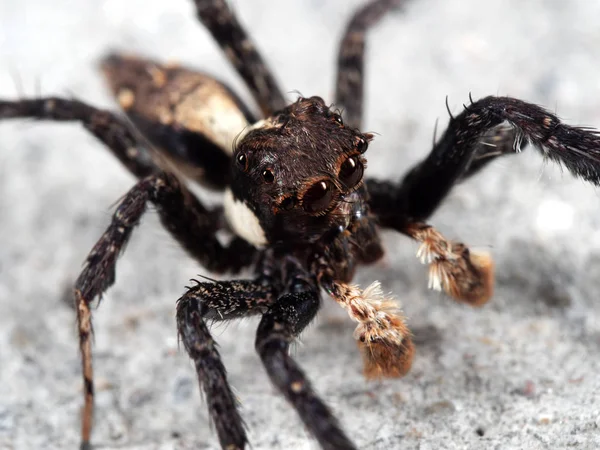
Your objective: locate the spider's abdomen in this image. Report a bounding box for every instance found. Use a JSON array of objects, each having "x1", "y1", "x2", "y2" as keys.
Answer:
[{"x1": 101, "y1": 53, "x2": 254, "y2": 189}]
